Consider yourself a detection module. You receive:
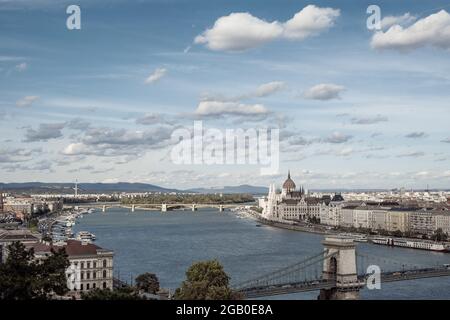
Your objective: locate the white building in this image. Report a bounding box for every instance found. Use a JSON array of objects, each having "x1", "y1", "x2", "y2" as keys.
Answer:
[
  {"x1": 259, "y1": 171, "x2": 328, "y2": 222},
  {"x1": 29, "y1": 240, "x2": 114, "y2": 294}
]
